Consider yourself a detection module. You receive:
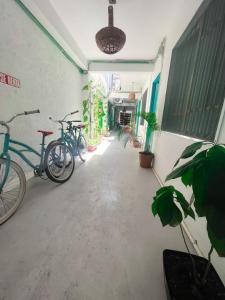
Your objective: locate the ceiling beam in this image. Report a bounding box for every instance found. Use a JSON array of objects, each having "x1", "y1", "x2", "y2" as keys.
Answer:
[{"x1": 89, "y1": 60, "x2": 154, "y2": 72}]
